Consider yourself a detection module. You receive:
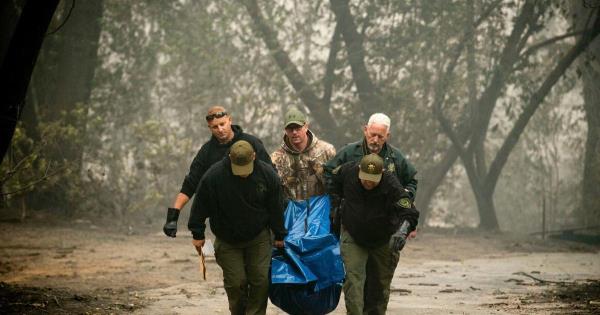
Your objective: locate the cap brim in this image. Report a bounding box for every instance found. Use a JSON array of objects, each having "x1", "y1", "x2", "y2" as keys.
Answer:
[
  {"x1": 231, "y1": 162, "x2": 253, "y2": 176},
  {"x1": 358, "y1": 170, "x2": 382, "y2": 183},
  {"x1": 284, "y1": 121, "x2": 305, "y2": 128}
]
